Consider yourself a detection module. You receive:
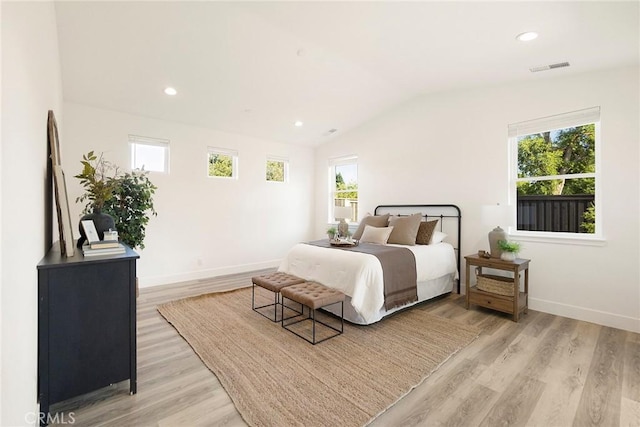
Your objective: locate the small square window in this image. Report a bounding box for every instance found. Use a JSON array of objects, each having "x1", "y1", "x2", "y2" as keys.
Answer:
[
  {"x1": 129, "y1": 135, "x2": 169, "y2": 173},
  {"x1": 208, "y1": 148, "x2": 238, "y2": 179},
  {"x1": 266, "y1": 157, "x2": 288, "y2": 183}
]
